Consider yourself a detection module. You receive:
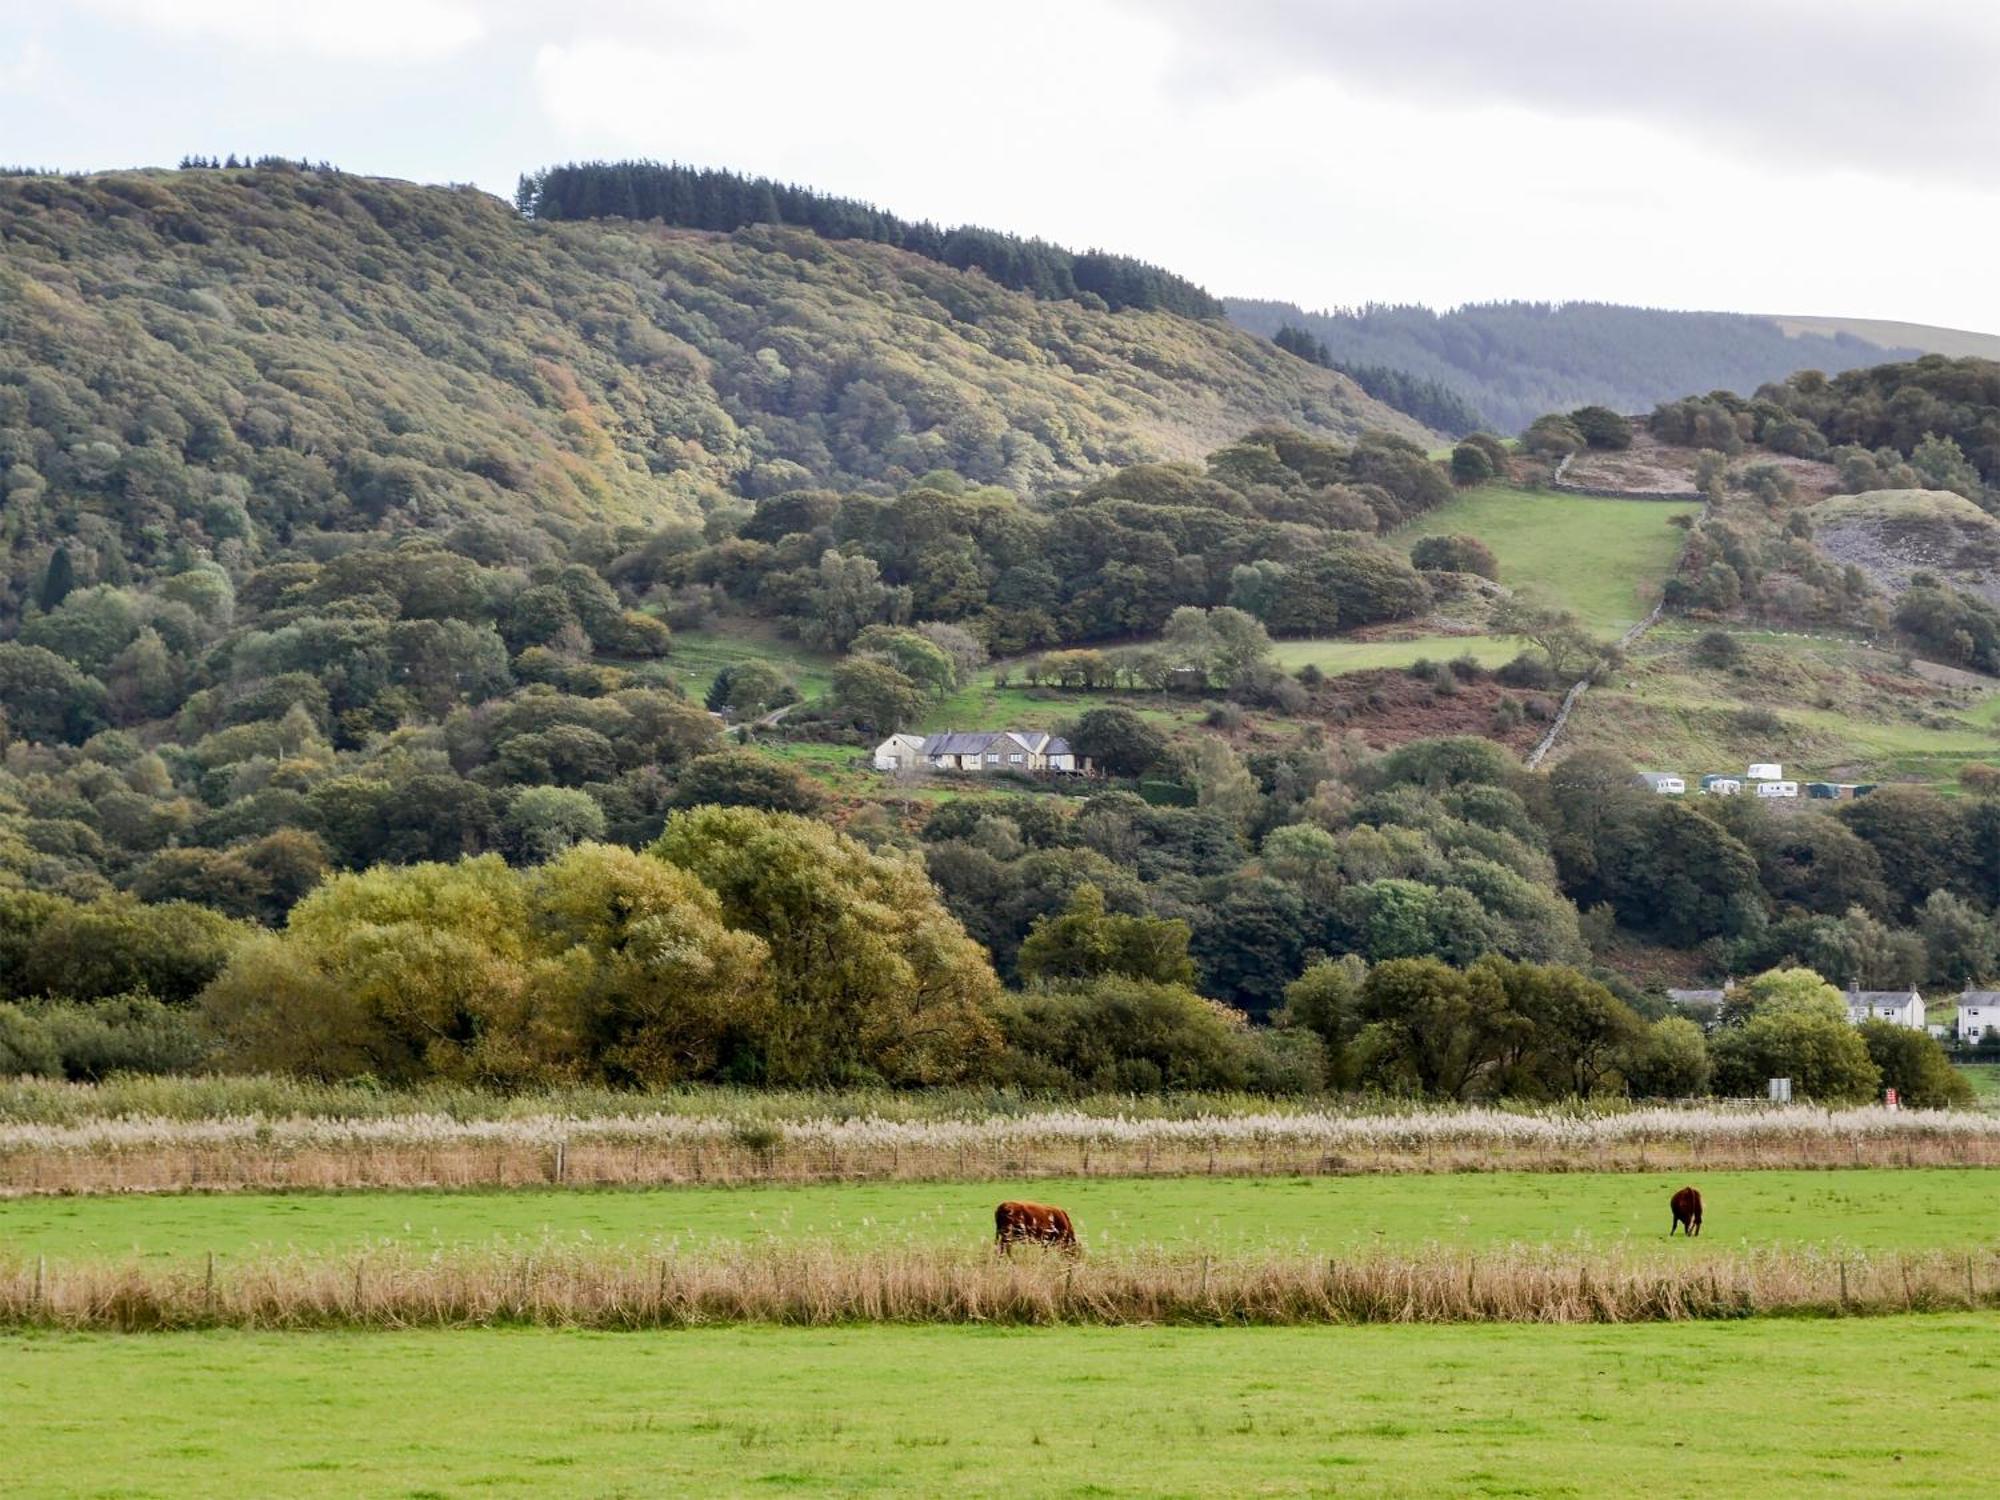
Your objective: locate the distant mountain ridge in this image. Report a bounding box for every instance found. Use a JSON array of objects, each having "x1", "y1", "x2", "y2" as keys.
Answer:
[{"x1": 1226, "y1": 298, "x2": 1924, "y2": 434}]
